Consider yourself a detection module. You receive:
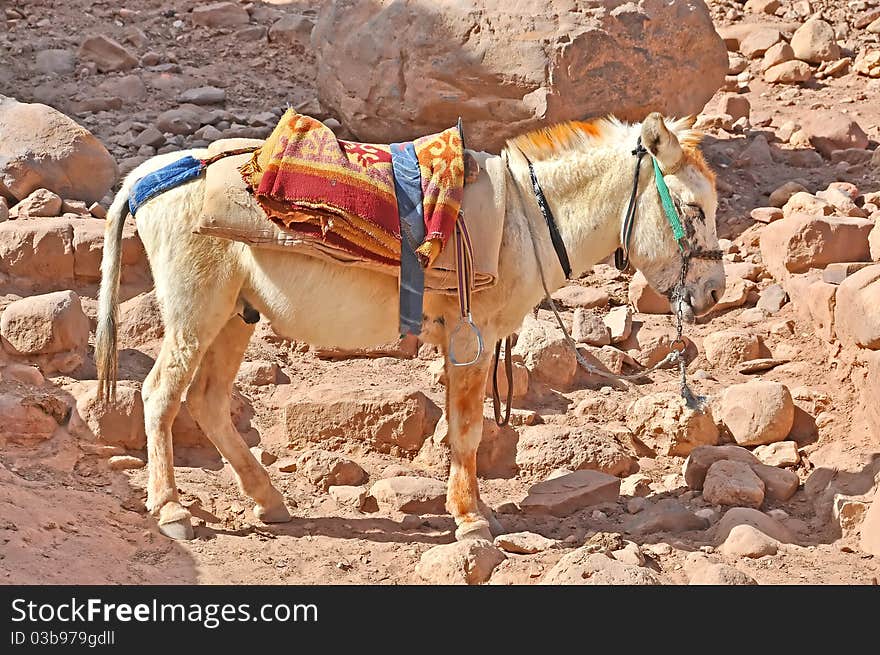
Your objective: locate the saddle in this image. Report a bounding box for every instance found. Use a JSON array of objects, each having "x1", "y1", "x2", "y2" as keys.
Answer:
[{"x1": 195, "y1": 134, "x2": 506, "y2": 294}]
